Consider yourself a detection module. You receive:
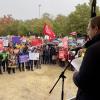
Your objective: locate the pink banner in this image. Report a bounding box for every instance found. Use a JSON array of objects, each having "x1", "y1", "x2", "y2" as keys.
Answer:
[
  {"x1": 61, "y1": 37, "x2": 68, "y2": 48},
  {"x1": 59, "y1": 50, "x2": 65, "y2": 59},
  {"x1": 0, "y1": 40, "x2": 3, "y2": 51}
]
